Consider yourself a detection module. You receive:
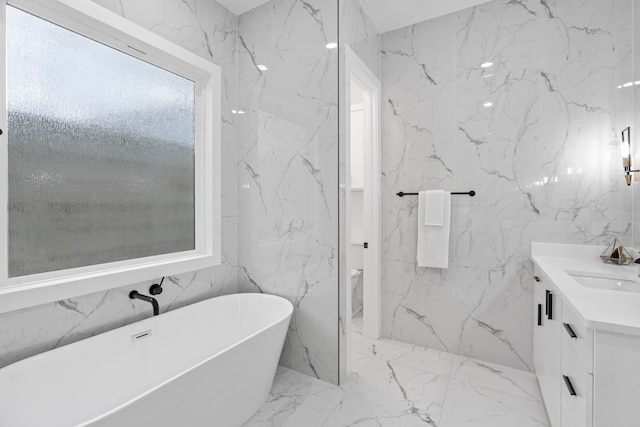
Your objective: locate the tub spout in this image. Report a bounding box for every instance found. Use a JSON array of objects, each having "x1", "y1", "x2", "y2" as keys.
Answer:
[{"x1": 129, "y1": 291, "x2": 160, "y2": 316}]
